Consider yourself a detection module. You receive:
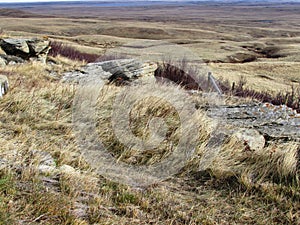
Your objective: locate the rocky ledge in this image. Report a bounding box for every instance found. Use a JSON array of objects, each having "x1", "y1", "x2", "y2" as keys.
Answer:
[
  {"x1": 0, "y1": 38, "x2": 50, "y2": 64},
  {"x1": 206, "y1": 103, "x2": 300, "y2": 142},
  {"x1": 63, "y1": 59, "x2": 157, "y2": 84}
]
